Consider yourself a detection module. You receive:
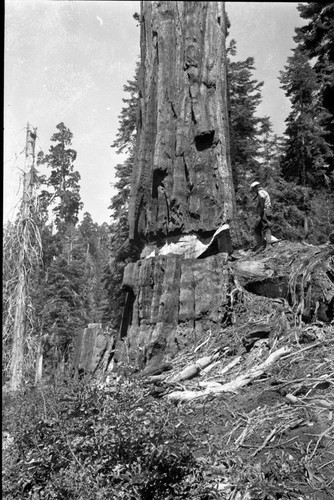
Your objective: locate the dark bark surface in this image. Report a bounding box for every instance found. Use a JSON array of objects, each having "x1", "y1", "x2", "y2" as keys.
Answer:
[
  {"x1": 114, "y1": 242, "x2": 334, "y2": 369},
  {"x1": 72, "y1": 324, "x2": 114, "y2": 376},
  {"x1": 128, "y1": 1, "x2": 236, "y2": 245}
]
